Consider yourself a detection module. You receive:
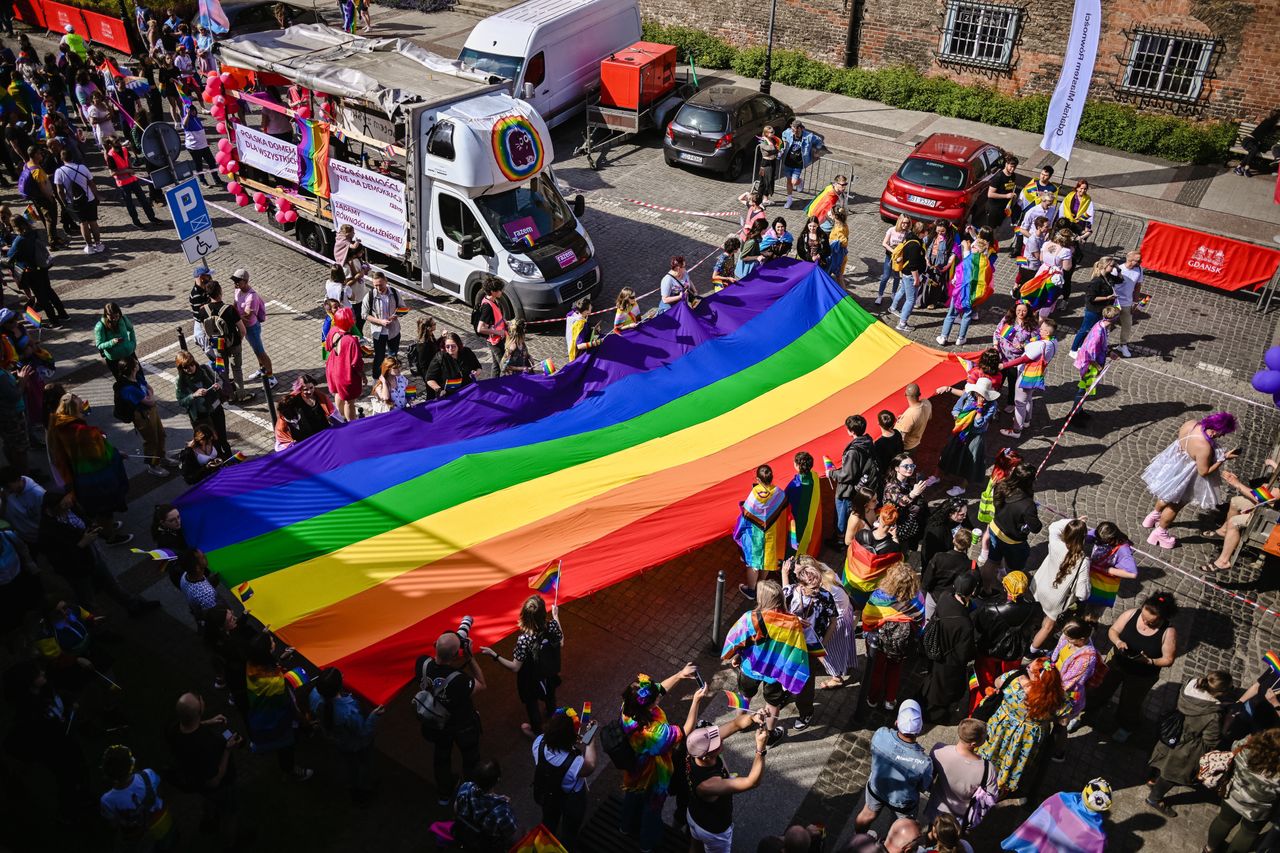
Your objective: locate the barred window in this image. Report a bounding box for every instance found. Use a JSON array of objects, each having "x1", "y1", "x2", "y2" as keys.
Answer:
[
  {"x1": 939, "y1": 2, "x2": 1021, "y2": 71},
  {"x1": 1122, "y1": 31, "x2": 1214, "y2": 101}
]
